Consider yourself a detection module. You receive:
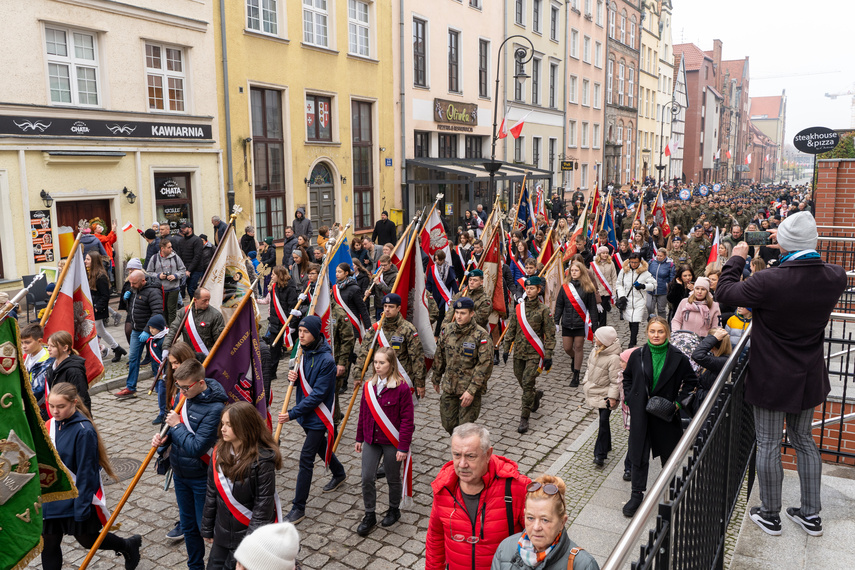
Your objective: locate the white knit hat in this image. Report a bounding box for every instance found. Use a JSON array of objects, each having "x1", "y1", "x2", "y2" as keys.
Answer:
[
  {"x1": 776, "y1": 211, "x2": 817, "y2": 252},
  {"x1": 126, "y1": 258, "x2": 143, "y2": 270},
  {"x1": 234, "y1": 523, "x2": 300, "y2": 570},
  {"x1": 594, "y1": 326, "x2": 618, "y2": 346}
]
